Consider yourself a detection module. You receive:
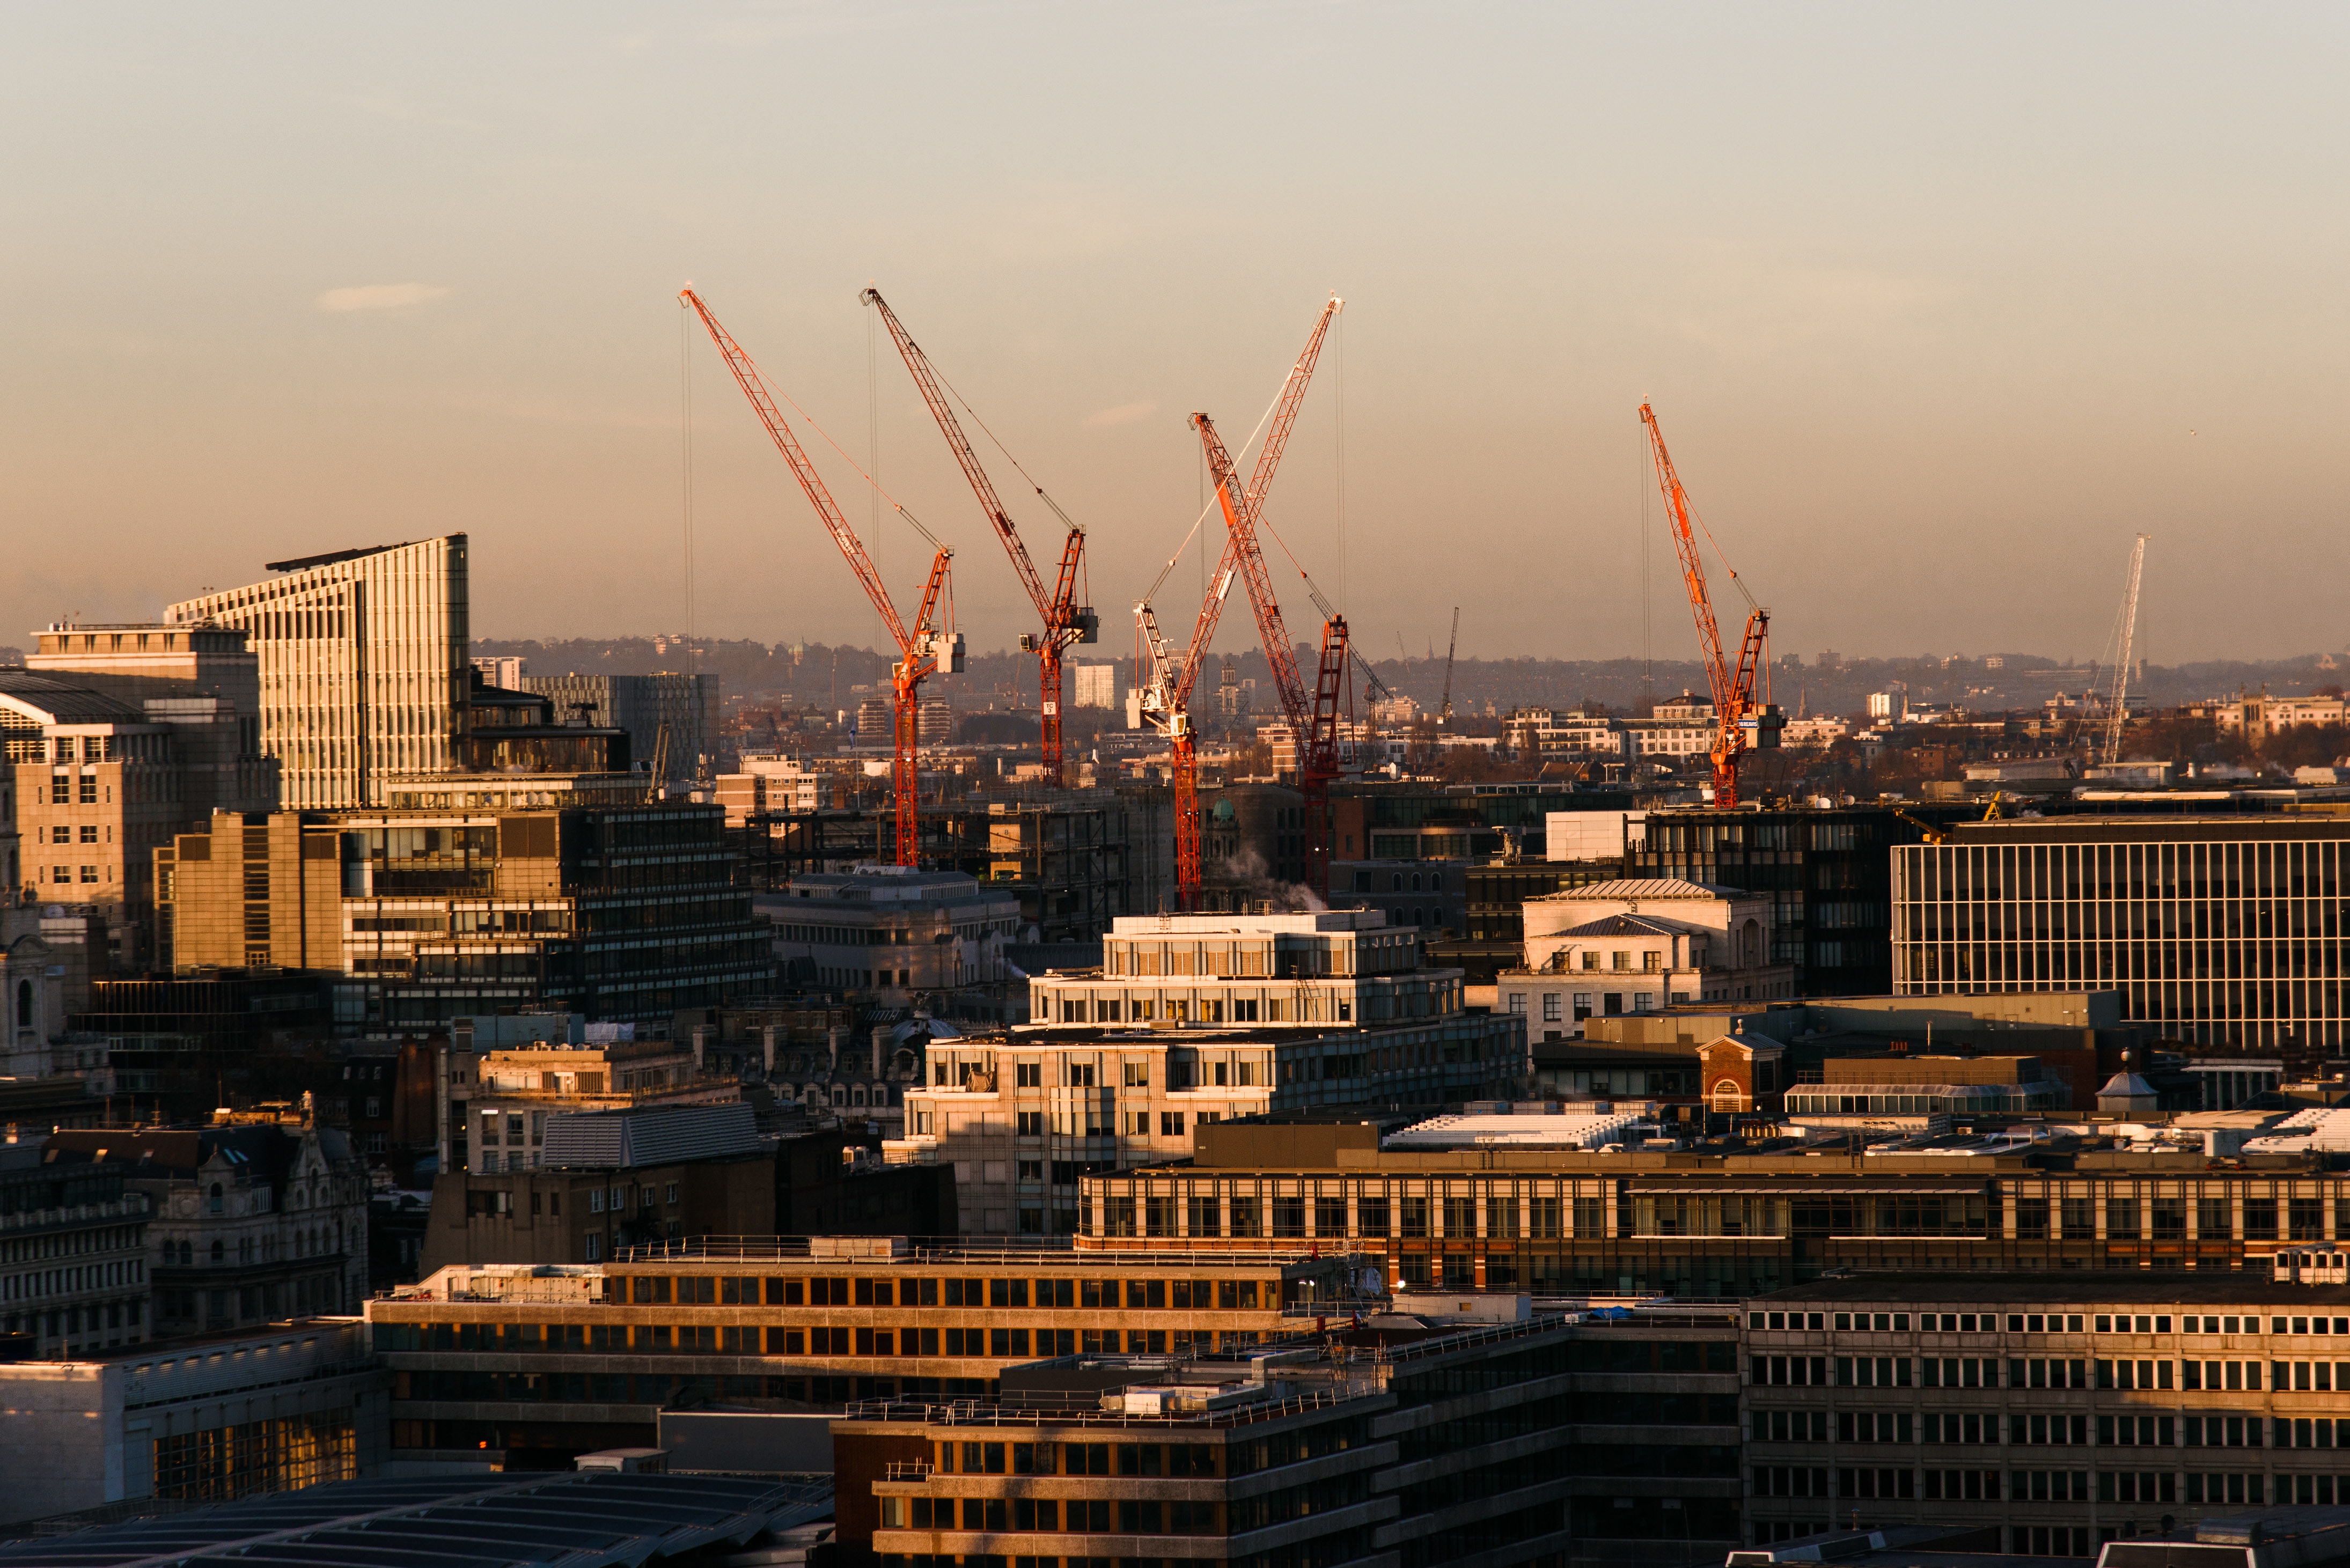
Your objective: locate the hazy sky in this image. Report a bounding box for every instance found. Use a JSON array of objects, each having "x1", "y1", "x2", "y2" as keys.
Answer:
[{"x1": 4, "y1": 4, "x2": 2345, "y2": 667}]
